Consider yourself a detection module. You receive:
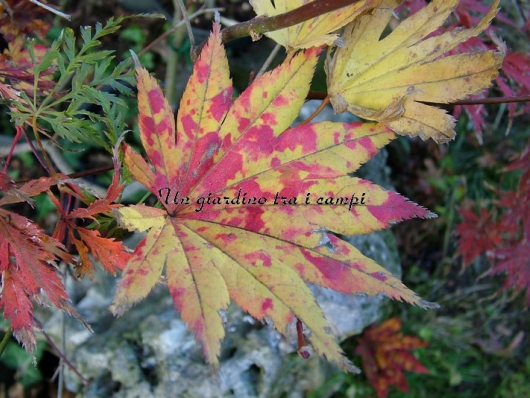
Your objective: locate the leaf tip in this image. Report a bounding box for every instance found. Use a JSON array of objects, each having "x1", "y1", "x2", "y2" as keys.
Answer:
[
  {"x1": 342, "y1": 357, "x2": 362, "y2": 374},
  {"x1": 419, "y1": 299, "x2": 440, "y2": 310},
  {"x1": 425, "y1": 210, "x2": 438, "y2": 219},
  {"x1": 129, "y1": 50, "x2": 142, "y2": 69},
  {"x1": 109, "y1": 301, "x2": 131, "y2": 317},
  {"x1": 214, "y1": 10, "x2": 221, "y2": 24}
]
